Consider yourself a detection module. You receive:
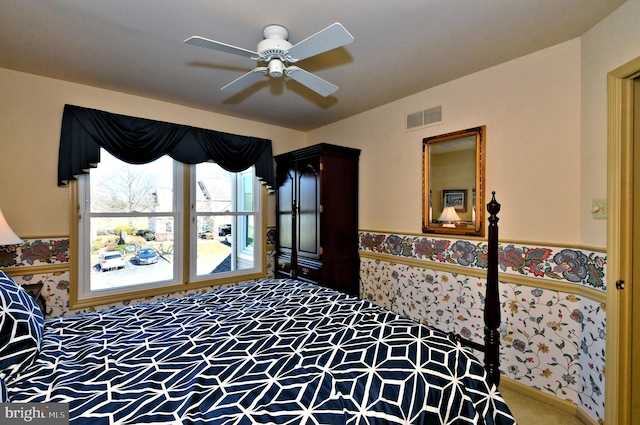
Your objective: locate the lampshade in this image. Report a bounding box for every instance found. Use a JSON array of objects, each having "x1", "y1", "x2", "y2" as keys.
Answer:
[
  {"x1": 437, "y1": 206, "x2": 461, "y2": 227},
  {"x1": 0, "y1": 208, "x2": 23, "y2": 245}
]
